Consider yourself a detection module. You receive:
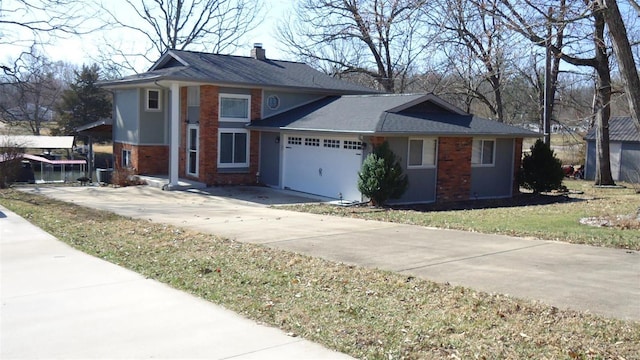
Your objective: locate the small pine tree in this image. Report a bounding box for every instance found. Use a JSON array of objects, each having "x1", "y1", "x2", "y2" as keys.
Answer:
[
  {"x1": 358, "y1": 141, "x2": 408, "y2": 206},
  {"x1": 520, "y1": 139, "x2": 565, "y2": 193}
]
